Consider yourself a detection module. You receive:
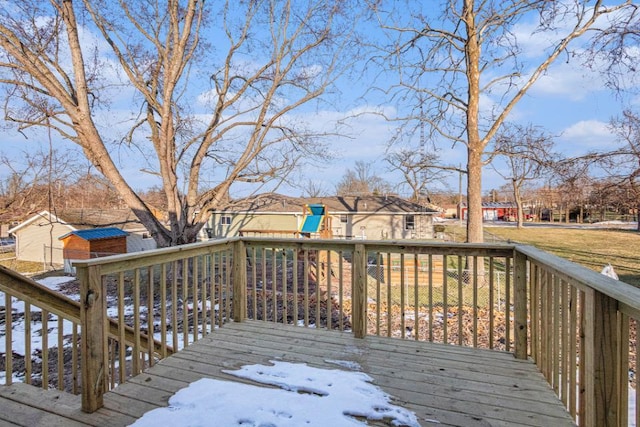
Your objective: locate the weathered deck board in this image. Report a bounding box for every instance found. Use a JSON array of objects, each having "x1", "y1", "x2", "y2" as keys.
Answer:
[
  {"x1": 0, "y1": 385, "x2": 89, "y2": 427},
  {"x1": 0, "y1": 383, "x2": 137, "y2": 427},
  {"x1": 0, "y1": 321, "x2": 575, "y2": 426}
]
